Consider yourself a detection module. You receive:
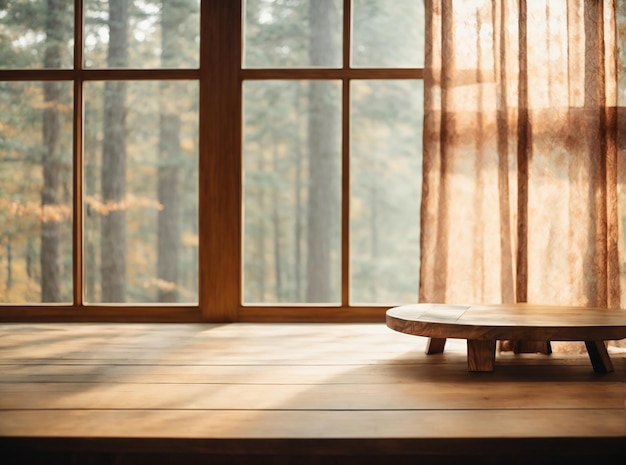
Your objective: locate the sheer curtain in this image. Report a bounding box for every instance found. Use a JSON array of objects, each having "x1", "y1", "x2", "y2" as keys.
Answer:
[{"x1": 420, "y1": 0, "x2": 625, "y2": 350}]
